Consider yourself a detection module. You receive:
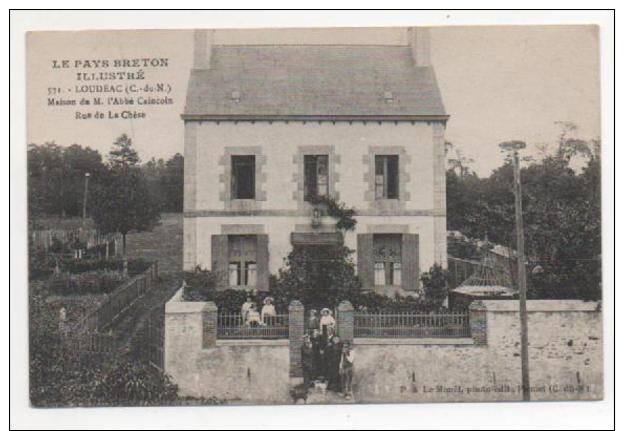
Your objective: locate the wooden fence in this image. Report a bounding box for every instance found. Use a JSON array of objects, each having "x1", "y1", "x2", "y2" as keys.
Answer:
[
  {"x1": 217, "y1": 313, "x2": 289, "y2": 339},
  {"x1": 63, "y1": 261, "x2": 159, "y2": 360},
  {"x1": 354, "y1": 311, "x2": 471, "y2": 338},
  {"x1": 31, "y1": 228, "x2": 120, "y2": 255},
  {"x1": 84, "y1": 262, "x2": 158, "y2": 332}
]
